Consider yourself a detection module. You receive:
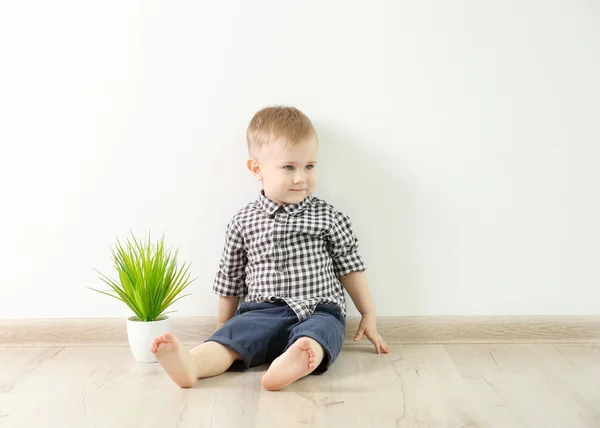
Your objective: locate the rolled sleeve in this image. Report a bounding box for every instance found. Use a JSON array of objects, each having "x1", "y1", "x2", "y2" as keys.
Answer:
[
  {"x1": 327, "y1": 210, "x2": 366, "y2": 277},
  {"x1": 213, "y1": 218, "x2": 248, "y2": 297}
]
